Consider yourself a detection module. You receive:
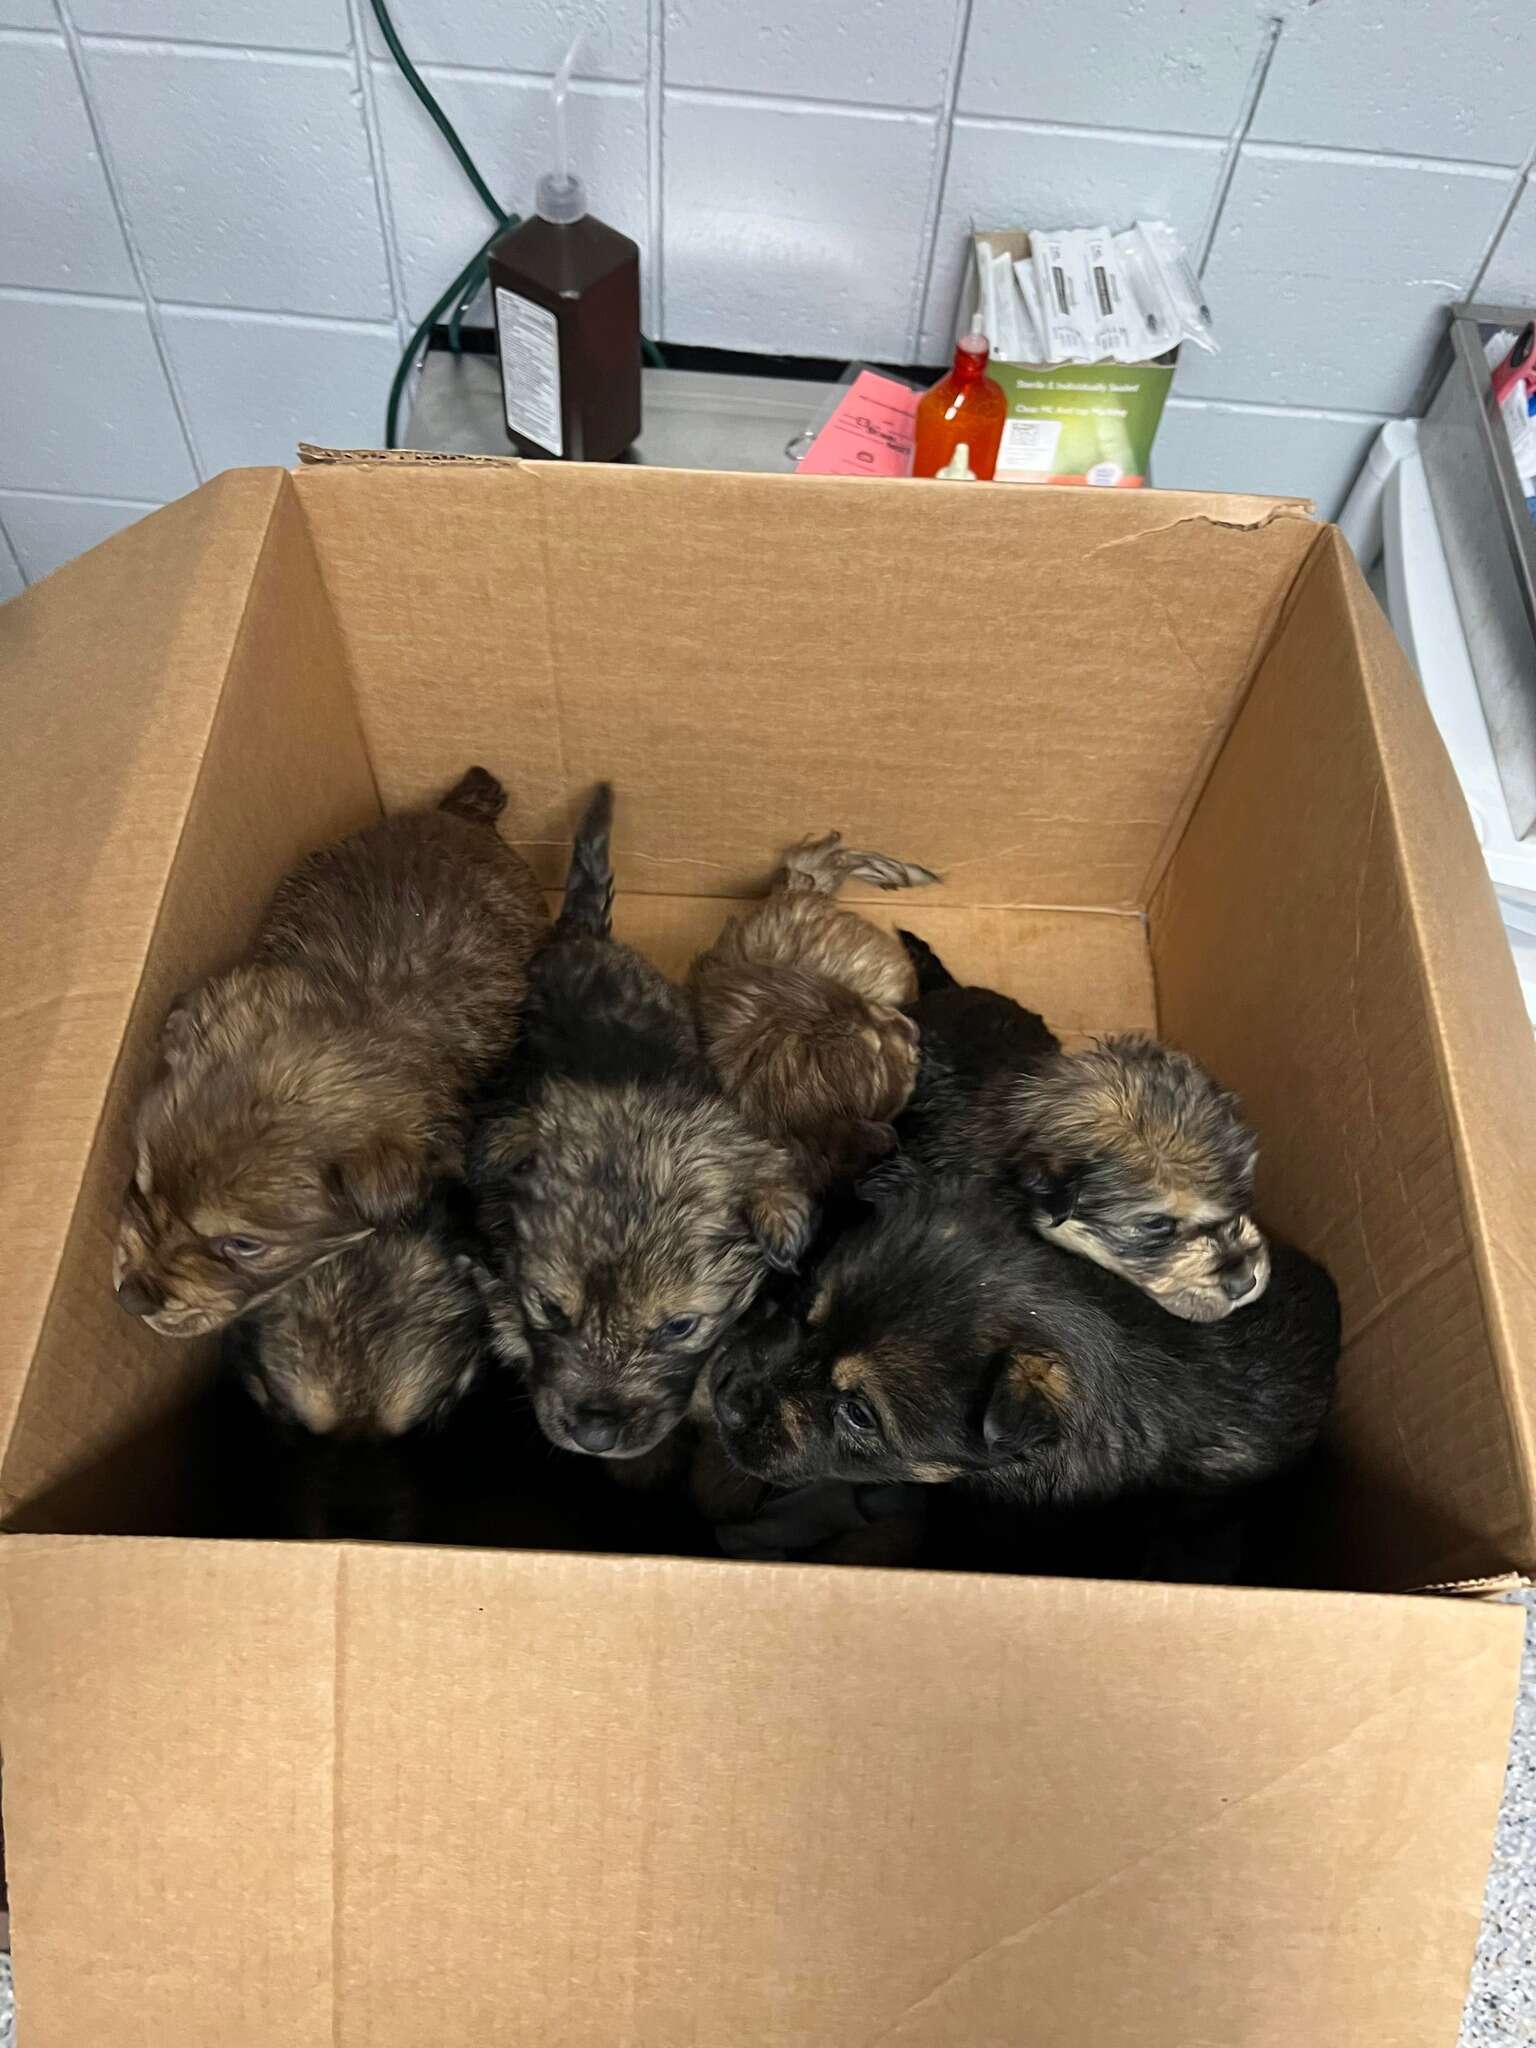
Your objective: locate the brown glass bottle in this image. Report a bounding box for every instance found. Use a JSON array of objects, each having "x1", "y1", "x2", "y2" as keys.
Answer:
[{"x1": 487, "y1": 172, "x2": 641, "y2": 464}]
